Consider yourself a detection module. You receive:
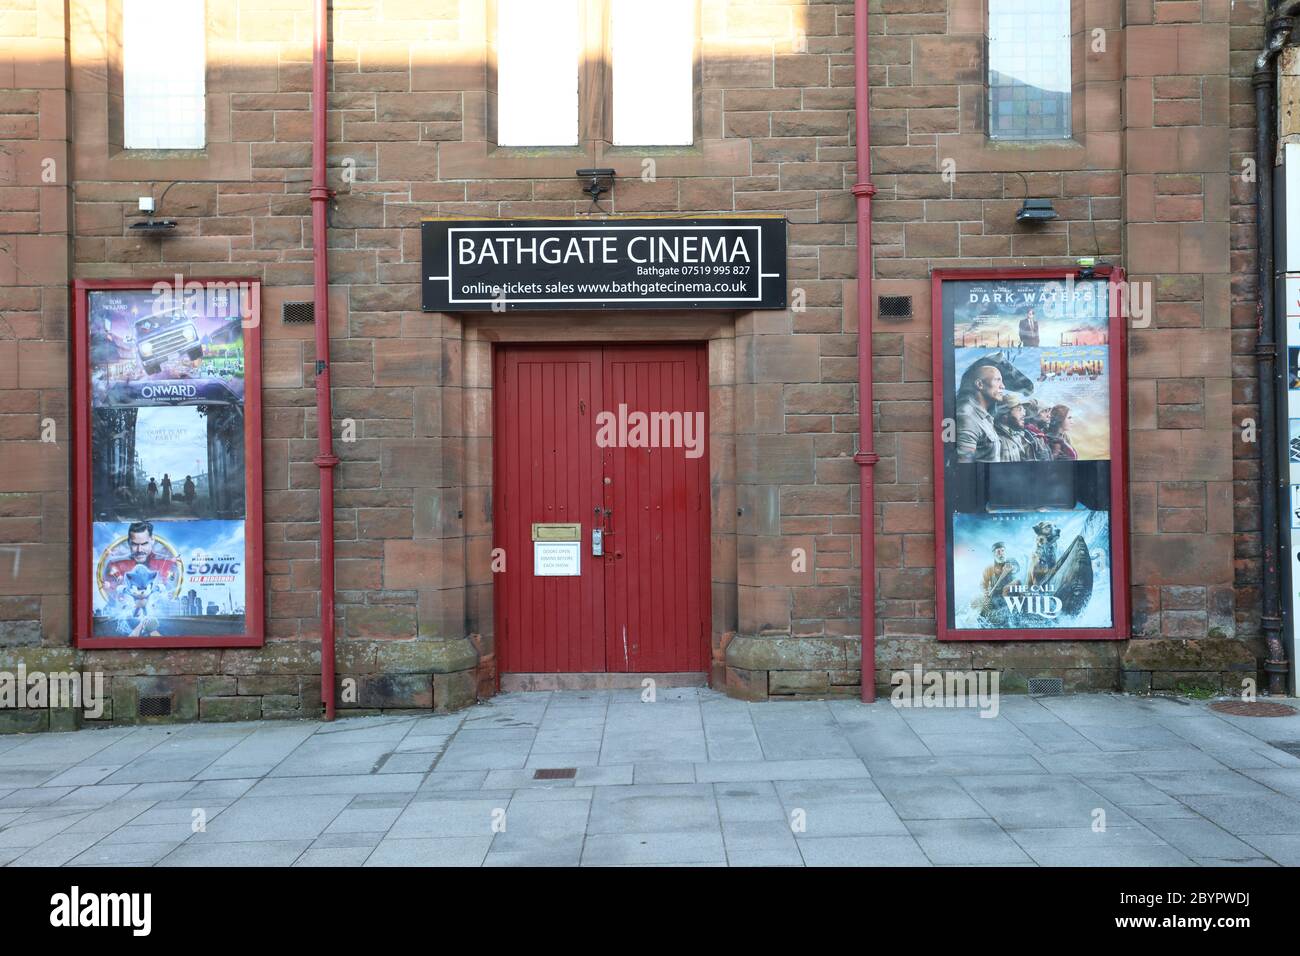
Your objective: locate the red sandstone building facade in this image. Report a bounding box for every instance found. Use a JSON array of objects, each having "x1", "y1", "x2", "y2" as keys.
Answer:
[{"x1": 0, "y1": 0, "x2": 1285, "y2": 729}]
